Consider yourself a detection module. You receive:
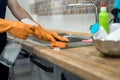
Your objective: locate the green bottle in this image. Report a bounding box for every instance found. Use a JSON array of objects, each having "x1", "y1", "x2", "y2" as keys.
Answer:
[{"x1": 99, "y1": 3, "x2": 109, "y2": 33}]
